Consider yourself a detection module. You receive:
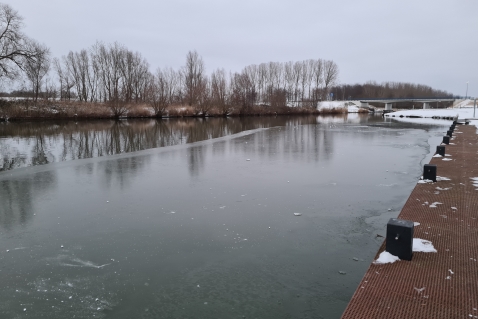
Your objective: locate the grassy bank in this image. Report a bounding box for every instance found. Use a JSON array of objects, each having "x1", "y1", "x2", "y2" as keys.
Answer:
[{"x1": 0, "y1": 99, "x2": 367, "y2": 121}]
